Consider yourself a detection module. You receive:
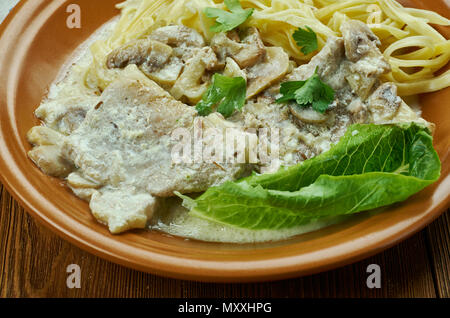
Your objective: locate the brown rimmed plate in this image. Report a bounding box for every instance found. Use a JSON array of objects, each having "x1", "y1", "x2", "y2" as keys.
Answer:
[{"x1": 0, "y1": 0, "x2": 449, "y2": 282}]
